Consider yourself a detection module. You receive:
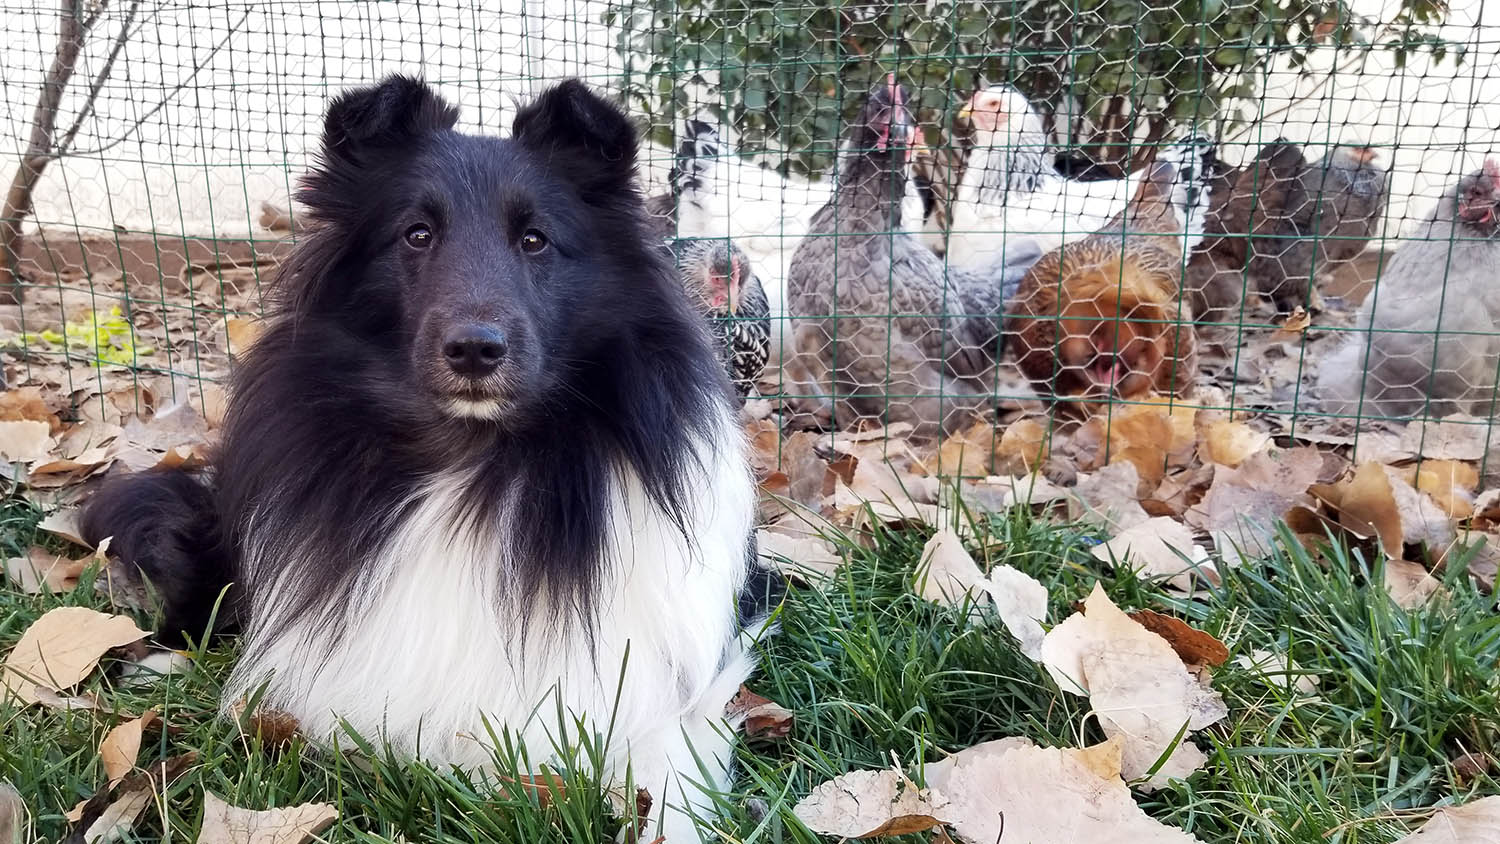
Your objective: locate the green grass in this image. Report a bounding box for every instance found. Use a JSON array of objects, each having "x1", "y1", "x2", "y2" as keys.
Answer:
[{"x1": 2, "y1": 492, "x2": 1498, "y2": 843}]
